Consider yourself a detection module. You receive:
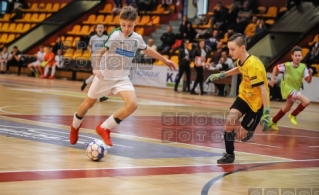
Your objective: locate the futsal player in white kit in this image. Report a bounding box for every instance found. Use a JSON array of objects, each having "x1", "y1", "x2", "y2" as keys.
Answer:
[
  {"x1": 81, "y1": 23, "x2": 109, "y2": 102},
  {"x1": 70, "y1": 6, "x2": 176, "y2": 147}
]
